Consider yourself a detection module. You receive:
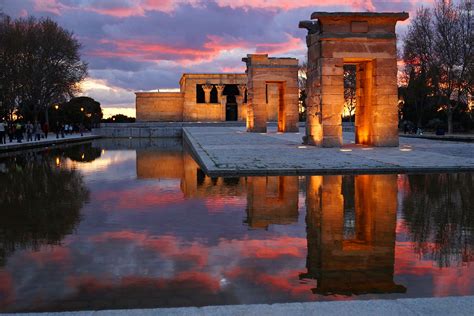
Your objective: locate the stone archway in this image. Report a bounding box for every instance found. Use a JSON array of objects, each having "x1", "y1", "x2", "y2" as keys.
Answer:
[
  {"x1": 300, "y1": 12, "x2": 408, "y2": 147},
  {"x1": 242, "y1": 54, "x2": 299, "y2": 133}
]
